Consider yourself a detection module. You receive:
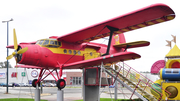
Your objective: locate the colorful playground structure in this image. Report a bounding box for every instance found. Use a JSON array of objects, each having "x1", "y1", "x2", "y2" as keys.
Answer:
[
  {"x1": 104, "y1": 37, "x2": 180, "y2": 101},
  {"x1": 150, "y1": 42, "x2": 180, "y2": 100}
]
